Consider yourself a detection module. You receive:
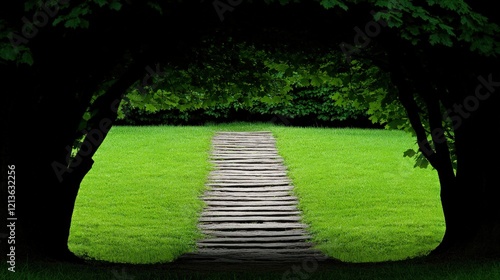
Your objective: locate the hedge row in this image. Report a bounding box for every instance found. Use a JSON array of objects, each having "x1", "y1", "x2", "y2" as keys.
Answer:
[{"x1": 116, "y1": 87, "x2": 379, "y2": 127}]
